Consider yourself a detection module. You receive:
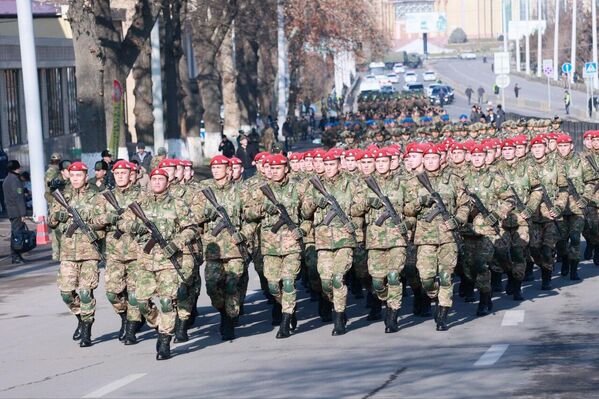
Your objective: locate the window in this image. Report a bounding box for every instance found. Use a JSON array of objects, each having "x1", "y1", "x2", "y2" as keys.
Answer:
[
  {"x1": 4, "y1": 69, "x2": 22, "y2": 145},
  {"x1": 45, "y1": 68, "x2": 64, "y2": 137},
  {"x1": 65, "y1": 67, "x2": 78, "y2": 134}
]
